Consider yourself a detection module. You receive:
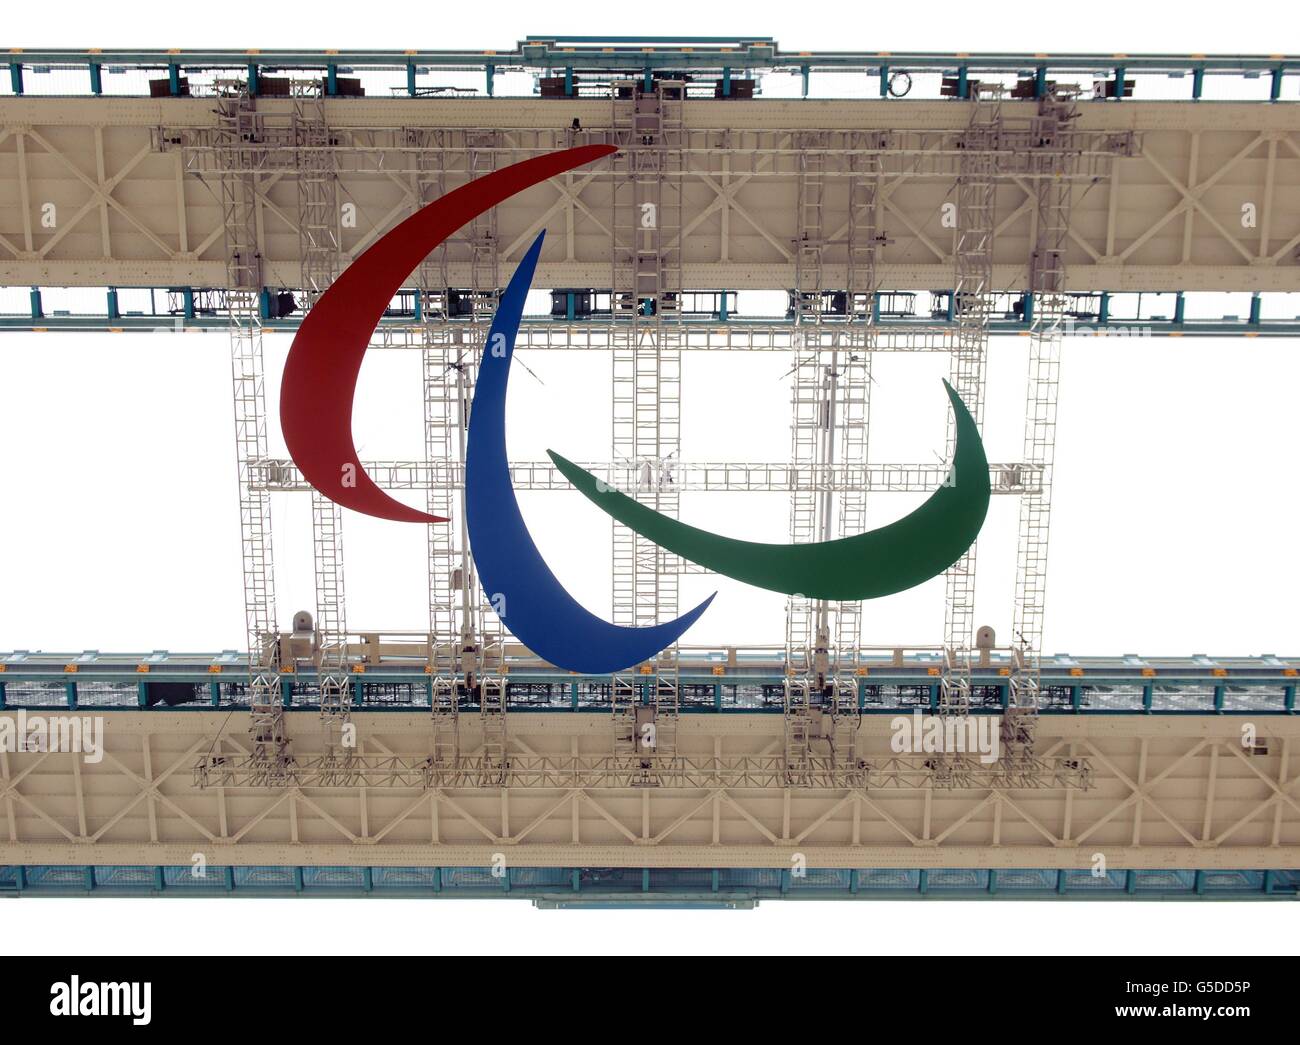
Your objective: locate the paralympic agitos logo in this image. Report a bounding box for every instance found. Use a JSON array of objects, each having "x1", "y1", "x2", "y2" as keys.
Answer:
[{"x1": 281, "y1": 145, "x2": 990, "y2": 674}]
